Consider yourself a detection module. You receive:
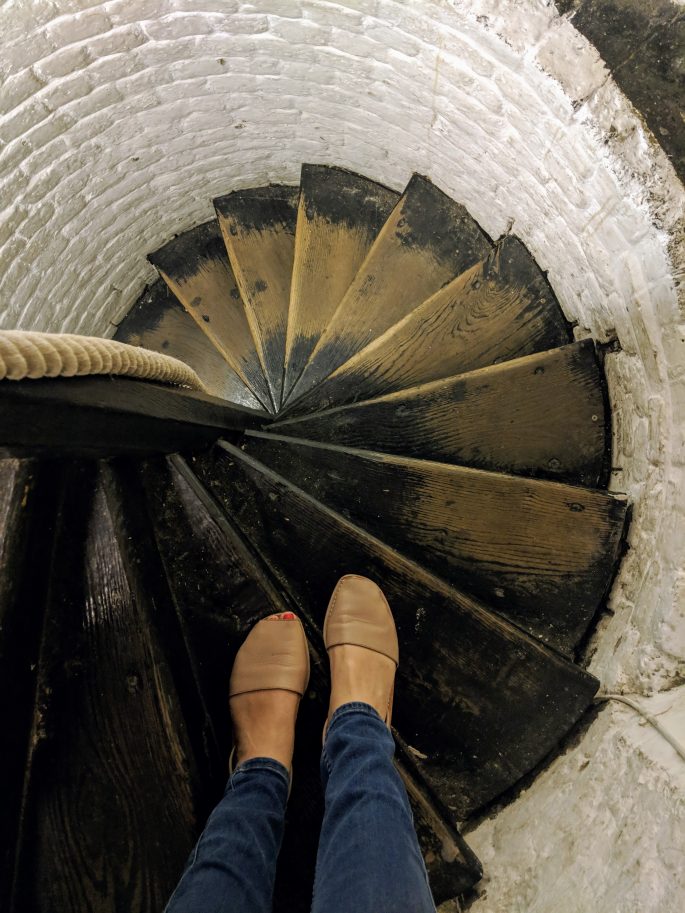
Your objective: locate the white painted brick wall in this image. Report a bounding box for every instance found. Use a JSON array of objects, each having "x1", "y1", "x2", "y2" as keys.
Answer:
[
  {"x1": 0, "y1": 1, "x2": 684, "y2": 910},
  {"x1": 467, "y1": 691, "x2": 685, "y2": 913}
]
